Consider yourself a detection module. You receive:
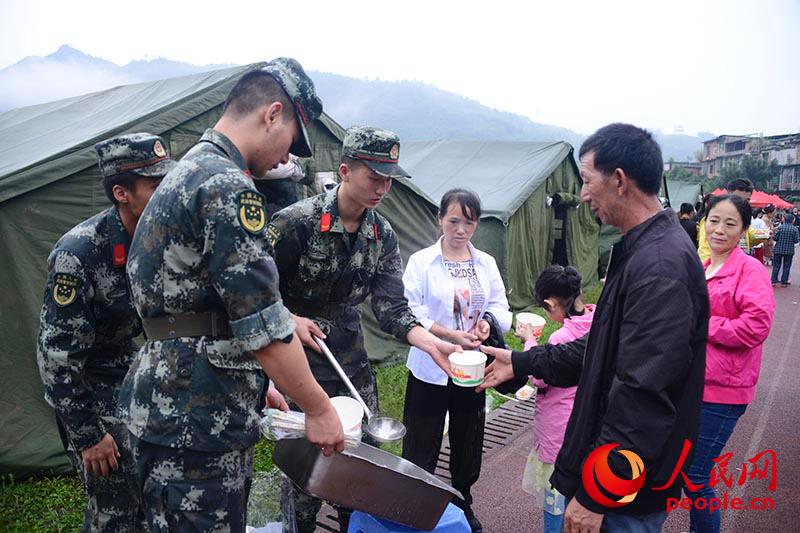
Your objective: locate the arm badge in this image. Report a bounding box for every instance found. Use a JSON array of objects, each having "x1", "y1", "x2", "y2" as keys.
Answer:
[
  {"x1": 238, "y1": 191, "x2": 266, "y2": 234},
  {"x1": 53, "y1": 273, "x2": 79, "y2": 307}
]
